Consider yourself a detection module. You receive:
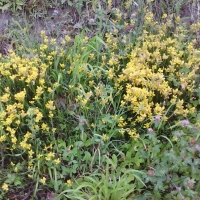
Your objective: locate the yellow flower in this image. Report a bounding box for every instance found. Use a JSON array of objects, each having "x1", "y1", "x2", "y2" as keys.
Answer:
[
  {"x1": 0, "y1": 111, "x2": 6, "y2": 120},
  {"x1": 47, "y1": 87, "x2": 53, "y2": 93},
  {"x1": 131, "y1": 133, "x2": 139, "y2": 141},
  {"x1": 15, "y1": 120, "x2": 21, "y2": 125},
  {"x1": 11, "y1": 136, "x2": 17, "y2": 144},
  {"x1": 40, "y1": 177, "x2": 46, "y2": 185},
  {"x1": 34, "y1": 86, "x2": 44, "y2": 99},
  {"x1": 4, "y1": 117, "x2": 12, "y2": 126},
  {"x1": 28, "y1": 174, "x2": 33, "y2": 178},
  {"x1": 0, "y1": 134, "x2": 6, "y2": 142},
  {"x1": 50, "y1": 38, "x2": 56, "y2": 45},
  {"x1": 39, "y1": 78, "x2": 45, "y2": 85},
  {"x1": 65, "y1": 35, "x2": 71, "y2": 42},
  {"x1": 49, "y1": 111, "x2": 54, "y2": 118},
  {"x1": 5, "y1": 87, "x2": 10, "y2": 93},
  {"x1": 40, "y1": 30, "x2": 46, "y2": 37},
  {"x1": 35, "y1": 112, "x2": 43, "y2": 122},
  {"x1": 6, "y1": 104, "x2": 17, "y2": 114},
  {"x1": 81, "y1": 99, "x2": 87, "y2": 106},
  {"x1": 119, "y1": 129, "x2": 125, "y2": 135},
  {"x1": 29, "y1": 100, "x2": 34, "y2": 104},
  {"x1": 28, "y1": 161, "x2": 33, "y2": 170},
  {"x1": 41, "y1": 123, "x2": 49, "y2": 131},
  {"x1": 20, "y1": 141, "x2": 31, "y2": 150},
  {"x1": 0, "y1": 93, "x2": 10, "y2": 102},
  {"x1": 162, "y1": 13, "x2": 167, "y2": 19},
  {"x1": 60, "y1": 63, "x2": 65, "y2": 68},
  {"x1": 103, "y1": 134, "x2": 109, "y2": 141},
  {"x1": 24, "y1": 132, "x2": 32, "y2": 140},
  {"x1": 14, "y1": 90, "x2": 26, "y2": 101},
  {"x1": 54, "y1": 158, "x2": 60, "y2": 165},
  {"x1": 14, "y1": 166, "x2": 18, "y2": 172},
  {"x1": 46, "y1": 100, "x2": 56, "y2": 110},
  {"x1": 45, "y1": 152, "x2": 55, "y2": 161},
  {"x1": 89, "y1": 53, "x2": 94, "y2": 59},
  {"x1": 118, "y1": 116, "x2": 127, "y2": 128},
  {"x1": 6, "y1": 127, "x2": 16, "y2": 134},
  {"x1": 83, "y1": 36, "x2": 89, "y2": 43},
  {"x1": 91, "y1": 123, "x2": 95, "y2": 128},
  {"x1": 37, "y1": 154, "x2": 43, "y2": 159},
  {"x1": 40, "y1": 44, "x2": 48, "y2": 51},
  {"x1": 28, "y1": 150, "x2": 34, "y2": 159},
  {"x1": 2, "y1": 183, "x2": 8, "y2": 191},
  {"x1": 66, "y1": 179, "x2": 73, "y2": 187}
]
